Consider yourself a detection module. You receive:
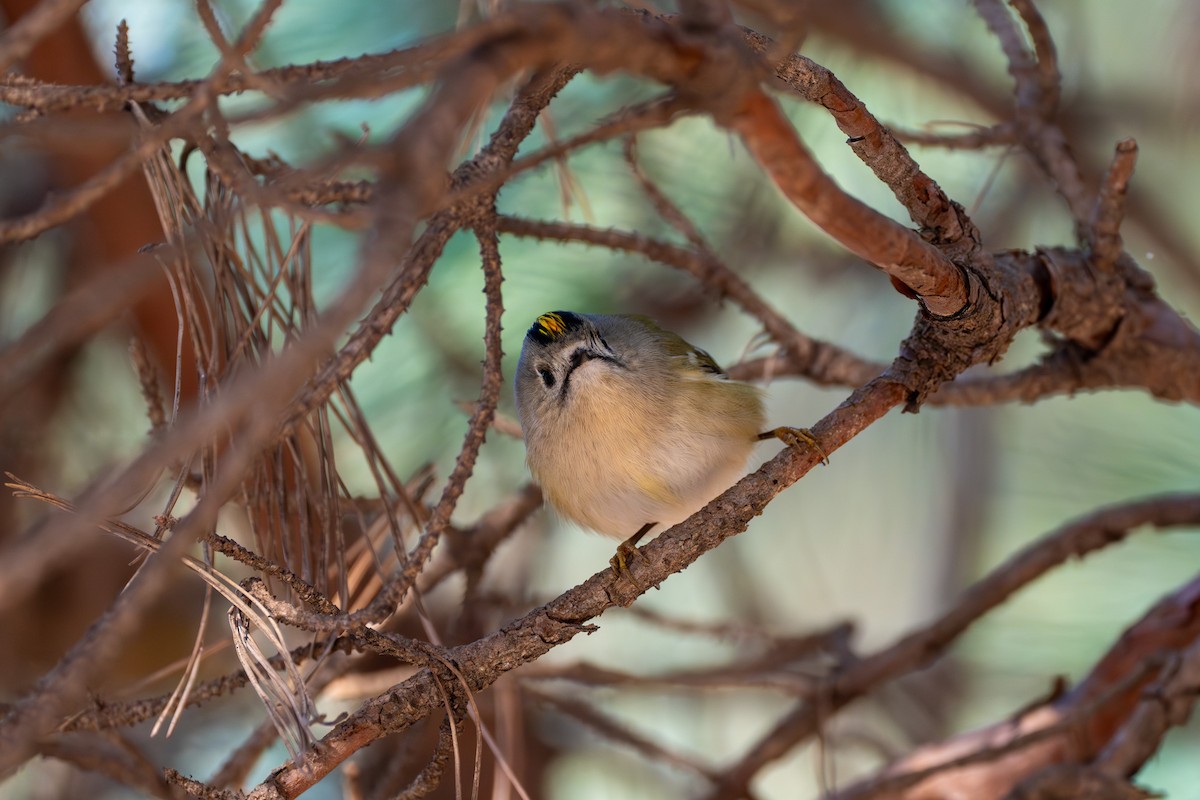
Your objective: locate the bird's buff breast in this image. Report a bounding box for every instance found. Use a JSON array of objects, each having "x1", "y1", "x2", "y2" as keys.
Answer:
[{"x1": 525, "y1": 377, "x2": 759, "y2": 539}]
